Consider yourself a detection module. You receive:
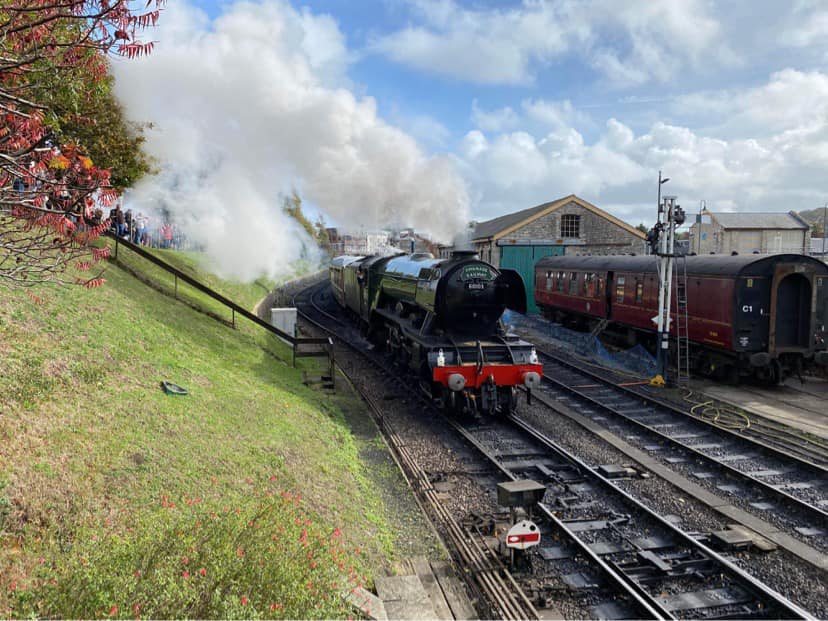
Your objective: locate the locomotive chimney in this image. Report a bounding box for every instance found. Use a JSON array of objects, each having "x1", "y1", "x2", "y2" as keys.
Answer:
[{"x1": 451, "y1": 250, "x2": 479, "y2": 260}]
